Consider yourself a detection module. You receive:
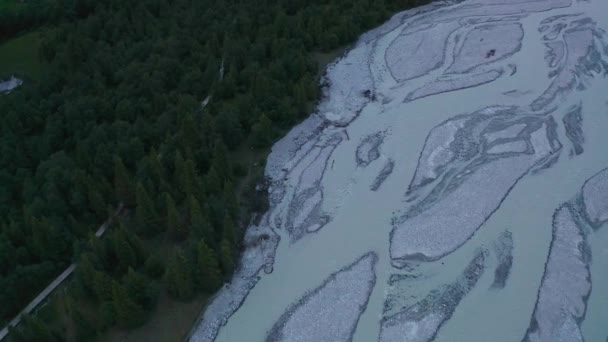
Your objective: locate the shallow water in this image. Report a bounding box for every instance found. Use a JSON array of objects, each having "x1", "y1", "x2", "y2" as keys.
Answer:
[{"x1": 191, "y1": 0, "x2": 608, "y2": 341}]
